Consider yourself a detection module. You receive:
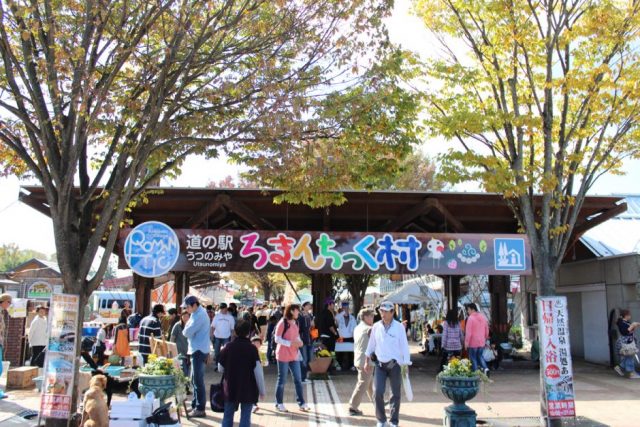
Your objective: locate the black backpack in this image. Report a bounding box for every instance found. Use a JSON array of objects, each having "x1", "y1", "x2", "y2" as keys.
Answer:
[{"x1": 210, "y1": 378, "x2": 225, "y2": 413}]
